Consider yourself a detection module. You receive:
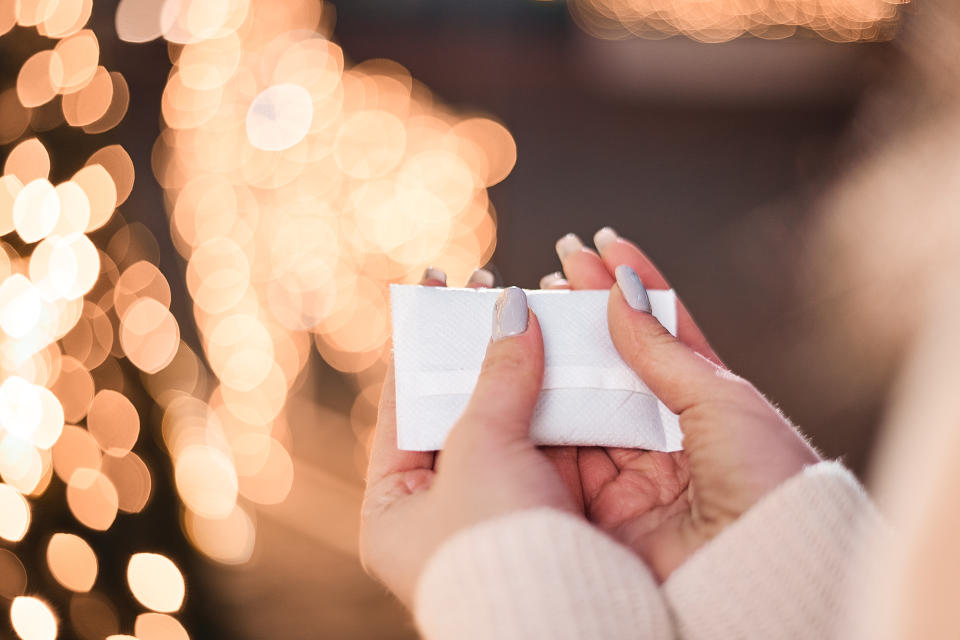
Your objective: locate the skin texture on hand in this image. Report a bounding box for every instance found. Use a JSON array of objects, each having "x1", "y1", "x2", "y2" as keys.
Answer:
[
  {"x1": 547, "y1": 228, "x2": 821, "y2": 580},
  {"x1": 361, "y1": 228, "x2": 822, "y2": 609},
  {"x1": 359, "y1": 271, "x2": 576, "y2": 607}
]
